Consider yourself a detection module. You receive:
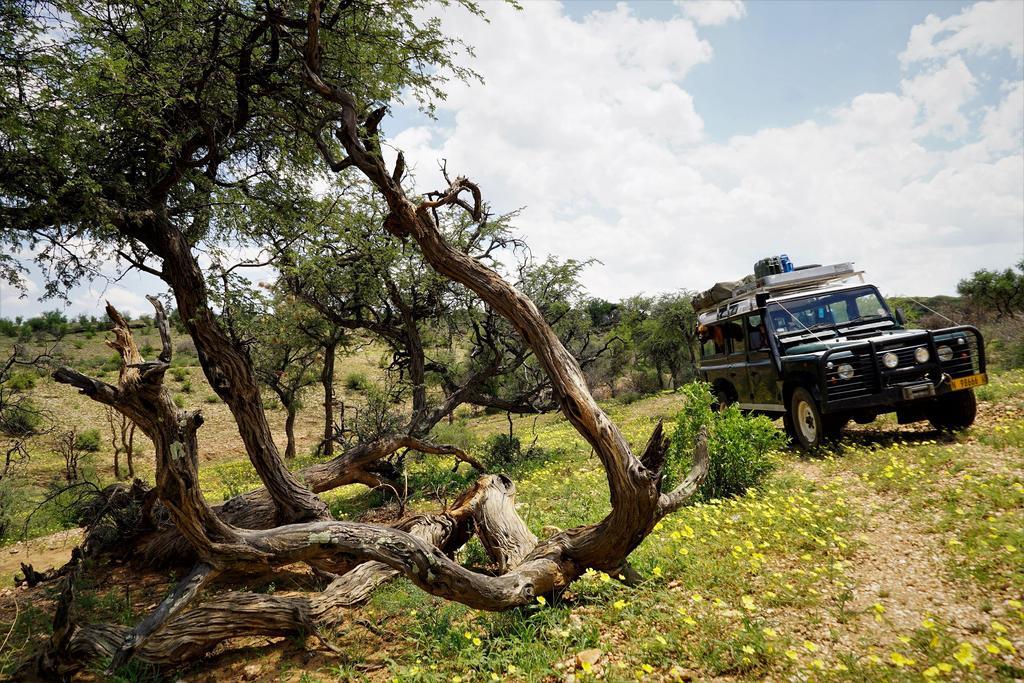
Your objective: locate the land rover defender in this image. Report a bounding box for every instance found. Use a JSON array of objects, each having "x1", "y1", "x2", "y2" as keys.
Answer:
[{"x1": 693, "y1": 259, "x2": 987, "y2": 449}]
